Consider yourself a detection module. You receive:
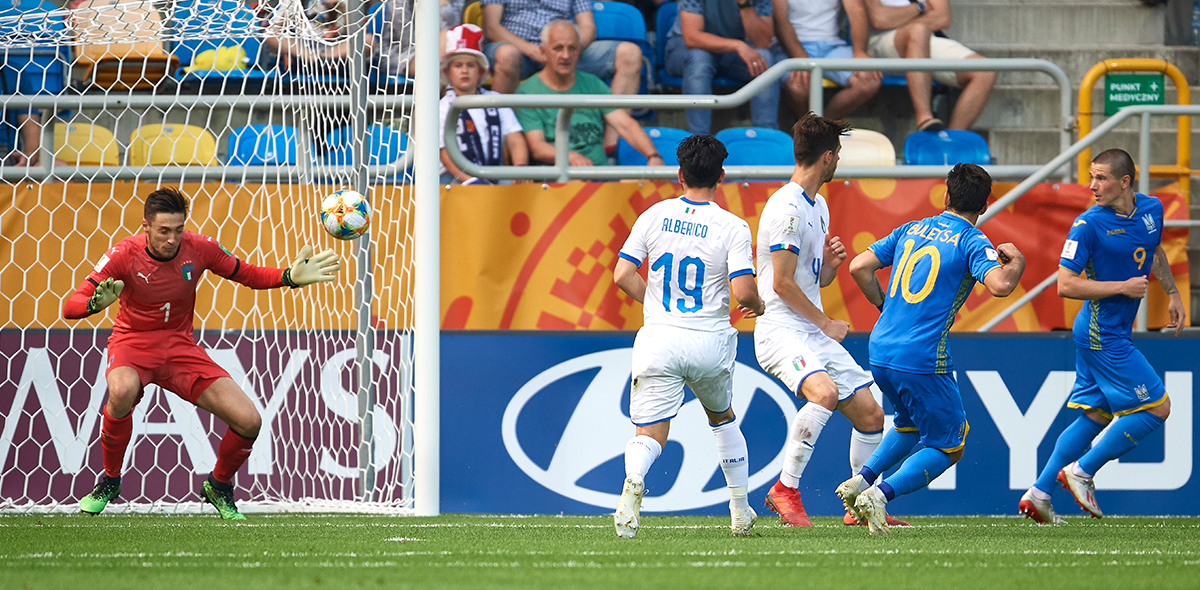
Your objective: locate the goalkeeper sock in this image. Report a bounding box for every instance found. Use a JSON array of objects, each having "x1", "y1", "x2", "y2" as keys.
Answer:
[
  {"x1": 624, "y1": 435, "x2": 661, "y2": 480},
  {"x1": 212, "y1": 428, "x2": 257, "y2": 484},
  {"x1": 1077, "y1": 412, "x2": 1165, "y2": 476},
  {"x1": 849, "y1": 428, "x2": 883, "y2": 476},
  {"x1": 711, "y1": 417, "x2": 749, "y2": 490},
  {"x1": 862, "y1": 428, "x2": 920, "y2": 484},
  {"x1": 100, "y1": 406, "x2": 132, "y2": 479},
  {"x1": 778, "y1": 403, "x2": 832, "y2": 488},
  {"x1": 1032, "y1": 415, "x2": 1105, "y2": 495},
  {"x1": 880, "y1": 447, "x2": 955, "y2": 500}
]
